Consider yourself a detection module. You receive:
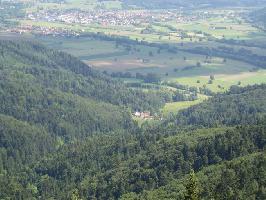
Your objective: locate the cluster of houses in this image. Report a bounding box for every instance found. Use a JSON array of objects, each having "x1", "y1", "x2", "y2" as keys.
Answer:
[
  {"x1": 133, "y1": 111, "x2": 154, "y2": 120},
  {"x1": 3, "y1": 7, "x2": 241, "y2": 40},
  {"x1": 26, "y1": 9, "x2": 191, "y2": 27},
  {"x1": 25, "y1": 8, "x2": 241, "y2": 29},
  {"x1": 8, "y1": 25, "x2": 81, "y2": 37}
]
